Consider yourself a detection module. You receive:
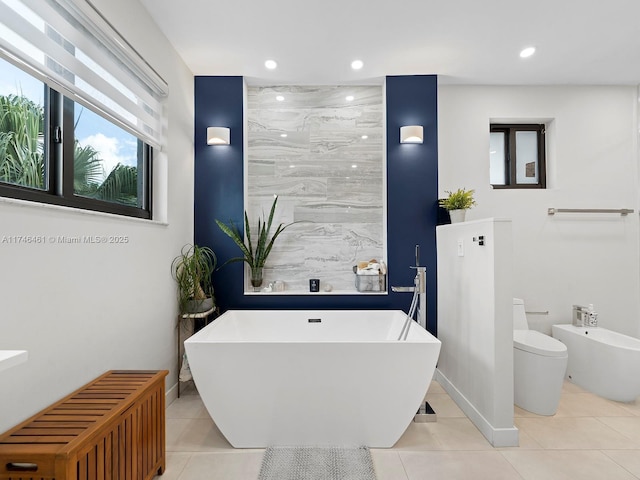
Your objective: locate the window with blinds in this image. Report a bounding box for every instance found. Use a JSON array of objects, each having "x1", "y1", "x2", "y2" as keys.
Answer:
[{"x1": 0, "y1": 0, "x2": 167, "y2": 218}]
